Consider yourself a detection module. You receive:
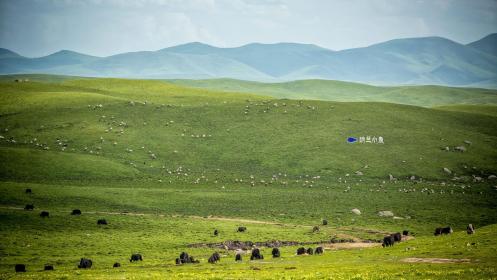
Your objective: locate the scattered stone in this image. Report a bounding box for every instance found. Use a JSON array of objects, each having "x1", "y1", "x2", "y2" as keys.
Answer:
[
  {"x1": 443, "y1": 168, "x2": 452, "y2": 175},
  {"x1": 454, "y1": 146, "x2": 466, "y2": 152},
  {"x1": 378, "y1": 211, "x2": 394, "y2": 217},
  {"x1": 351, "y1": 208, "x2": 361, "y2": 215}
]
